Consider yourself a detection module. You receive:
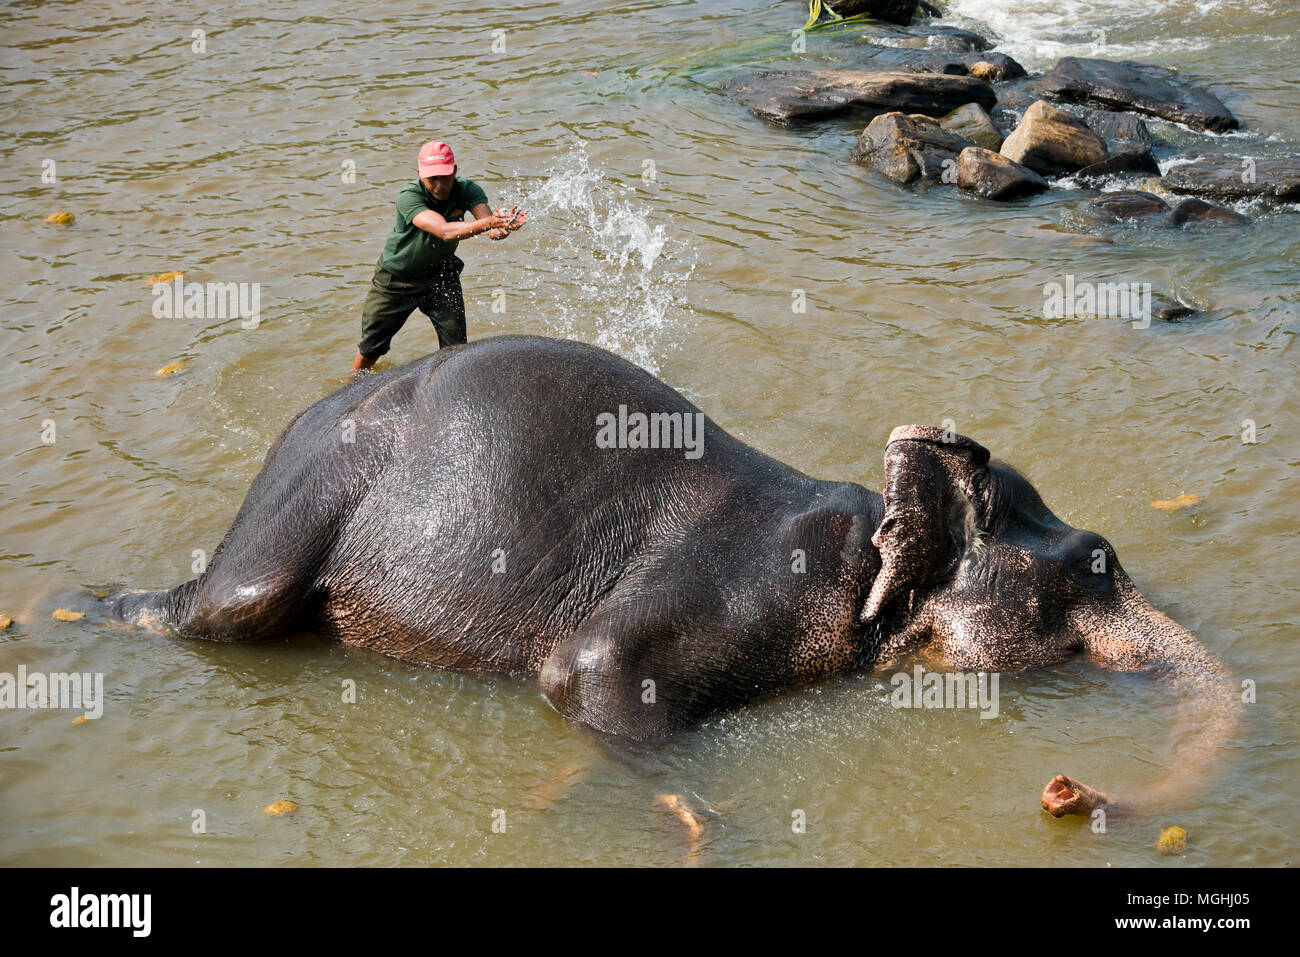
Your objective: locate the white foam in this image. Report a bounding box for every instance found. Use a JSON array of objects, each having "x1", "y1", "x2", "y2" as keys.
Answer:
[{"x1": 940, "y1": 0, "x2": 1264, "y2": 68}]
